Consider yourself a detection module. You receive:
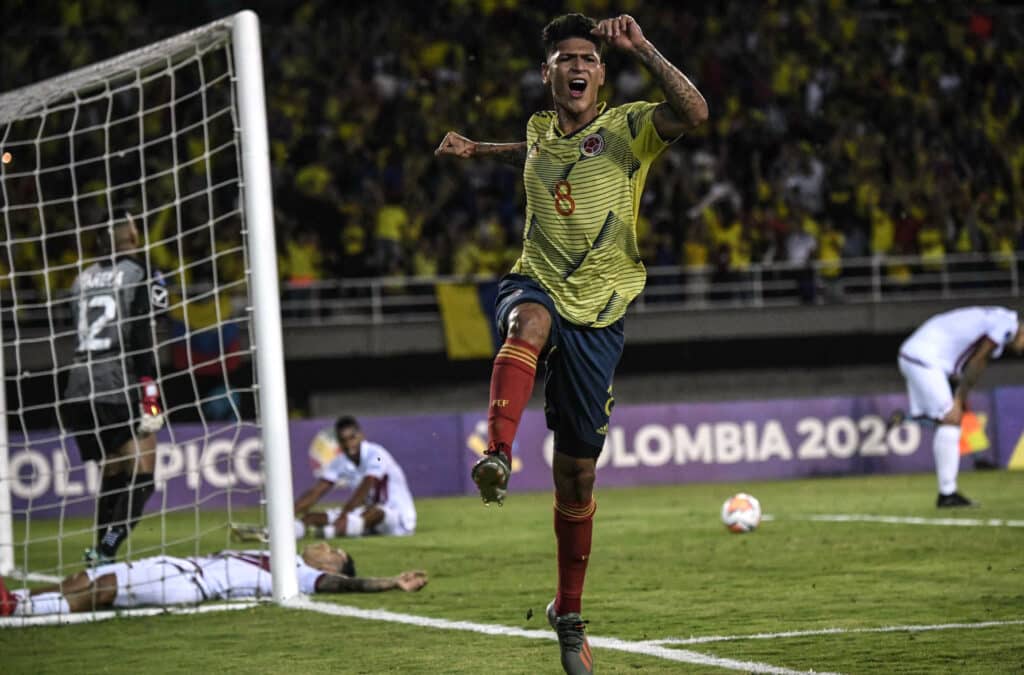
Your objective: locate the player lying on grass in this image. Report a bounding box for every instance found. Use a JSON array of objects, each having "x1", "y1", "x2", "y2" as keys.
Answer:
[{"x1": 0, "y1": 542, "x2": 427, "y2": 616}]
